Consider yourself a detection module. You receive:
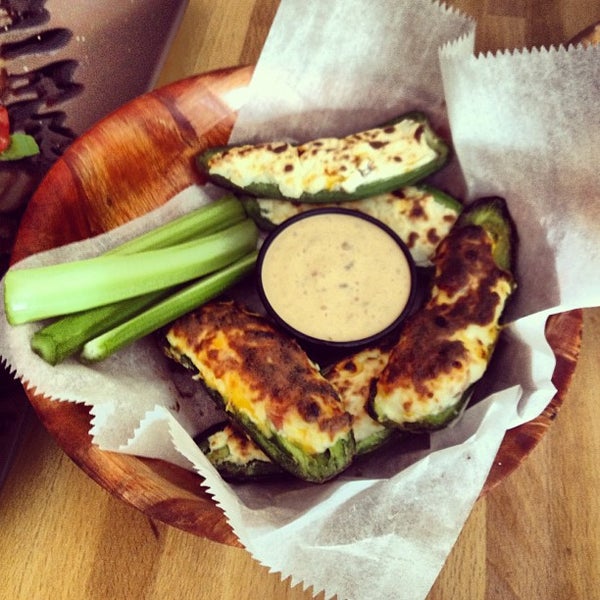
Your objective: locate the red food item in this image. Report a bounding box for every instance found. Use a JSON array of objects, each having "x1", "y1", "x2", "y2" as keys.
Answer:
[{"x1": 0, "y1": 105, "x2": 11, "y2": 153}]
